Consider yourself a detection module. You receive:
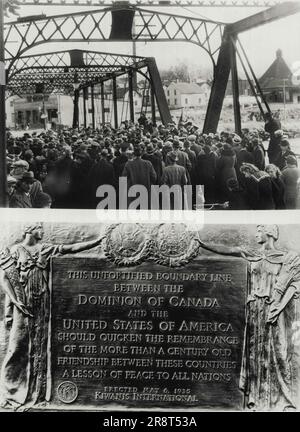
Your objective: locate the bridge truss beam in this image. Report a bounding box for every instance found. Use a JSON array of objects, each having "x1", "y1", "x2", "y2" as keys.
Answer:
[
  {"x1": 4, "y1": 5, "x2": 225, "y2": 72},
  {"x1": 4, "y1": 2, "x2": 300, "y2": 133},
  {"x1": 7, "y1": 49, "x2": 172, "y2": 127}
]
